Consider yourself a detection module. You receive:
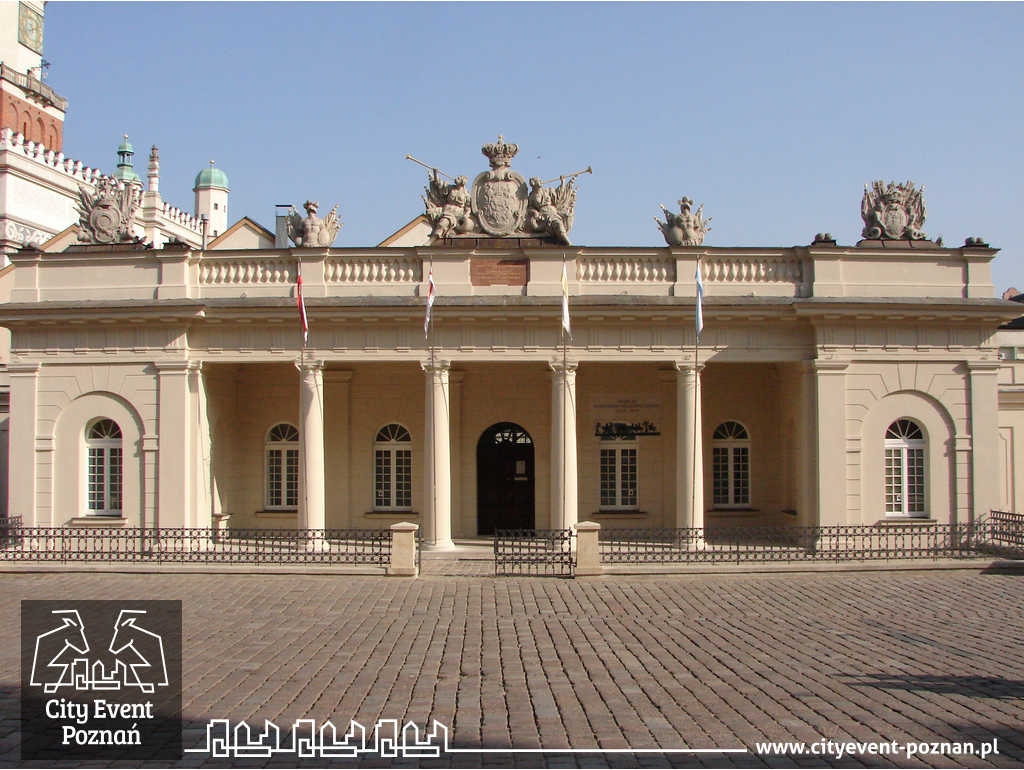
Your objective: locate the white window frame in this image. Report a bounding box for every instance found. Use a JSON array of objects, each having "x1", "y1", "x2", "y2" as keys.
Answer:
[
  {"x1": 712, "y1": 420, "x2": 751, "y2": 508},
  {"x1": 265, "y1": 423, "x2": 299, "y2": 510},
  {"x1": 884, "y1": 418, "x2": 926, "y2": 518},
  {"x1": 85, "y1": 418, "x2": 123, "y2": 516},
  {"x1": 374, "y1": 424, "x2": 412, "y2": 511},
  {"x1": 599, "y1": 440, "x2": 638, "y2": 510}
]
